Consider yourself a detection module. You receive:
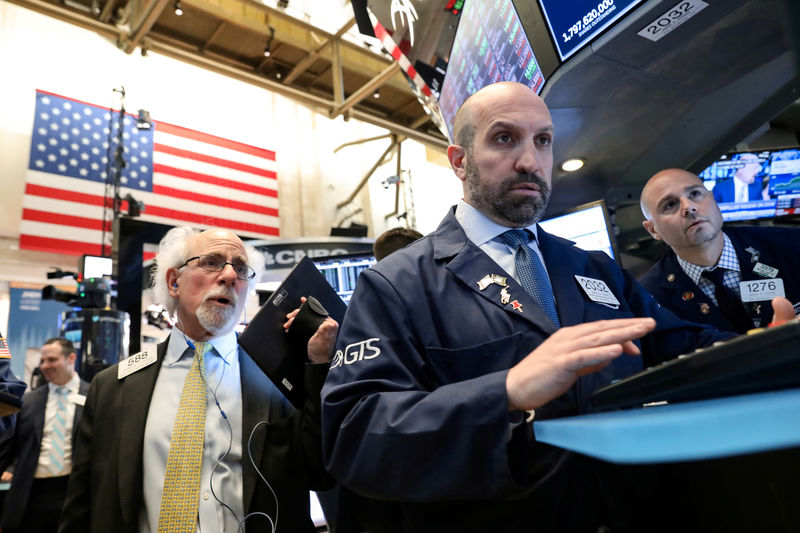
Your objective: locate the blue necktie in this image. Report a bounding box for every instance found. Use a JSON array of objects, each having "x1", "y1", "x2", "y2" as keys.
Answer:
[
  {"x1": 48, "y1": 386, "x2": 69, "y2": 476},
  {"x1": 501, "y1": 229, "x2": 561, "y2": 327}
]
